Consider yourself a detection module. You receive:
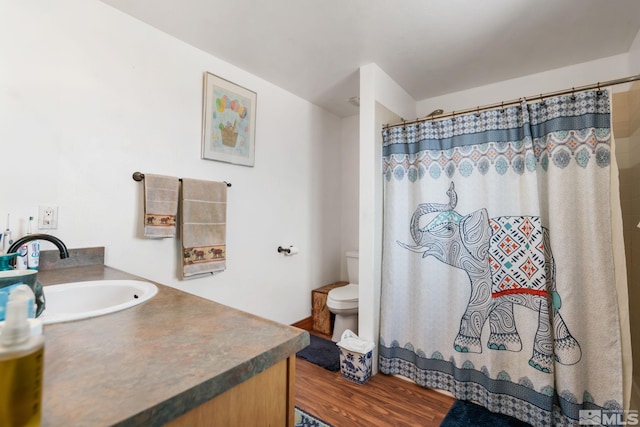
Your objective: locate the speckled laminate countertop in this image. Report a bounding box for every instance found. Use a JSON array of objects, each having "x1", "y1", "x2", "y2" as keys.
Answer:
[{"x1": 37, "y1": 263, "x2": 309, "y2": 427}]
